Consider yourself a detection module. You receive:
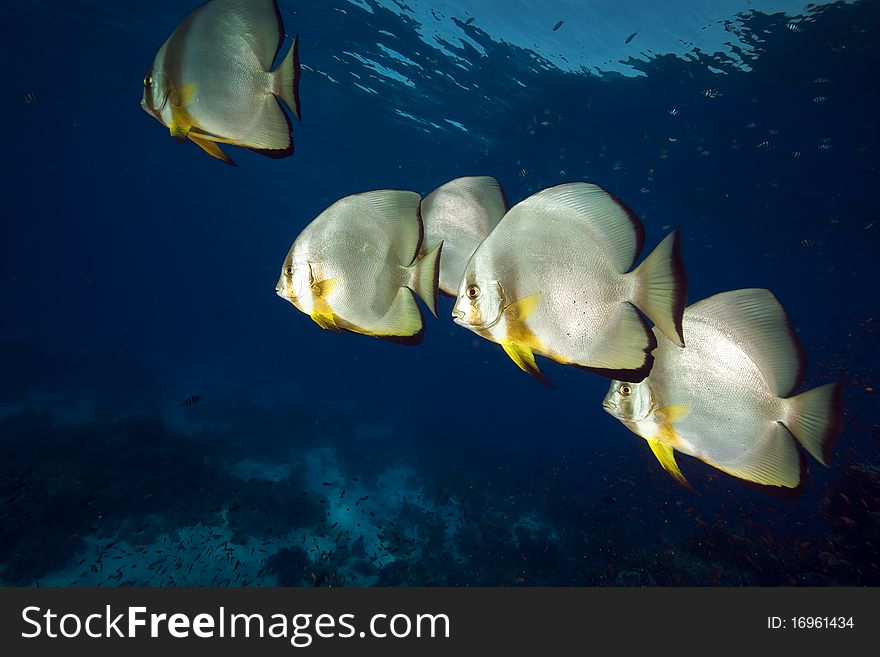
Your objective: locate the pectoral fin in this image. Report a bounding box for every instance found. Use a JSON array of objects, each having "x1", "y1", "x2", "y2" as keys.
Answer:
[
  {"x1": 312, "y1": 277, "x2": 338, "y2": 299},
  {"x1": 310, "y1": 278, "x2": 340, "y2": 331},
  {"x1": 188, "y1": 135, "x2": 236, "y2": 166},
  {"x1": 179, "y1": 82, "x2": 198, "y2": 106},
  {"x1": 499, "y1": 292, "x2": 551, "y2": 385},
  {"x1": 647, "y1": 439, "x2": 694, "y2": 492},
  {"x1": 504, "y1": 293, "x2": 541, "y2": 323},
  {"x1": 657, "y1": 405, "x2": 690, "y2": 423}
]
